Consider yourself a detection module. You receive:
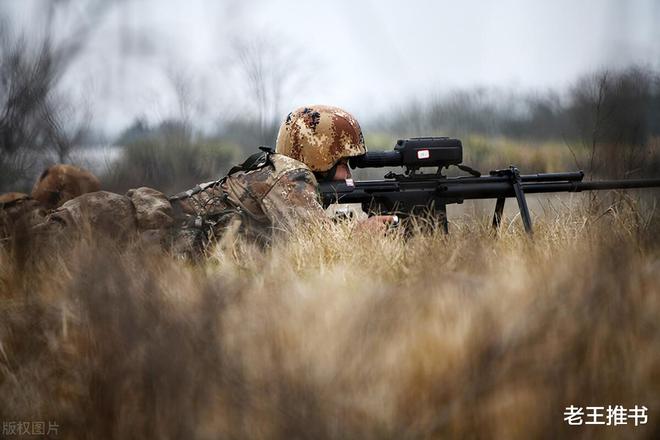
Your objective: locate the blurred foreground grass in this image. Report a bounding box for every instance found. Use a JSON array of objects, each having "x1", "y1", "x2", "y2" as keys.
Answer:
[{"x1": 1, "y1": 195, "x2": 660, "y2": 439}]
